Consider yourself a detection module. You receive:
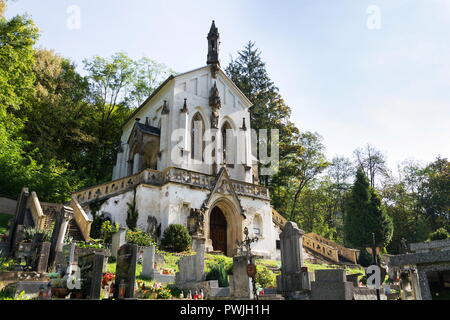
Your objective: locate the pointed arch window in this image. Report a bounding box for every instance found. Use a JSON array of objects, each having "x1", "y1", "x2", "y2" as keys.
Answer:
[
  {"x1": 191, "y1": 112, "x2": 205, "y2": 161},
  {"x1": 221, "y1": 122, "x2": 234, "y2": 166}
]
